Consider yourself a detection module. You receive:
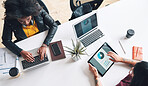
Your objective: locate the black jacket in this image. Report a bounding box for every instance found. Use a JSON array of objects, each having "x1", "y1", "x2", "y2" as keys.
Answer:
[{"x1": 2, "y1": 9, "x2": 58, "y2": 56}]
